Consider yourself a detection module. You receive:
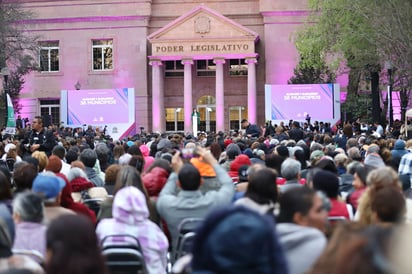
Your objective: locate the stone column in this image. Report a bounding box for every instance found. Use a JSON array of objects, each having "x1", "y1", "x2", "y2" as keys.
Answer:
[
  {"x1": 149, "y1": 60, "x2": 165, "y2": 132},
  {"x1": 214, "y1": 58, "x2": 225, "y2": 133},
  {"x1": 182, "y1": 59, "x2": 193, "y2": 134},
  {"x1": 246, "y1": 57, "x2": 257, "y2": 124}
]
